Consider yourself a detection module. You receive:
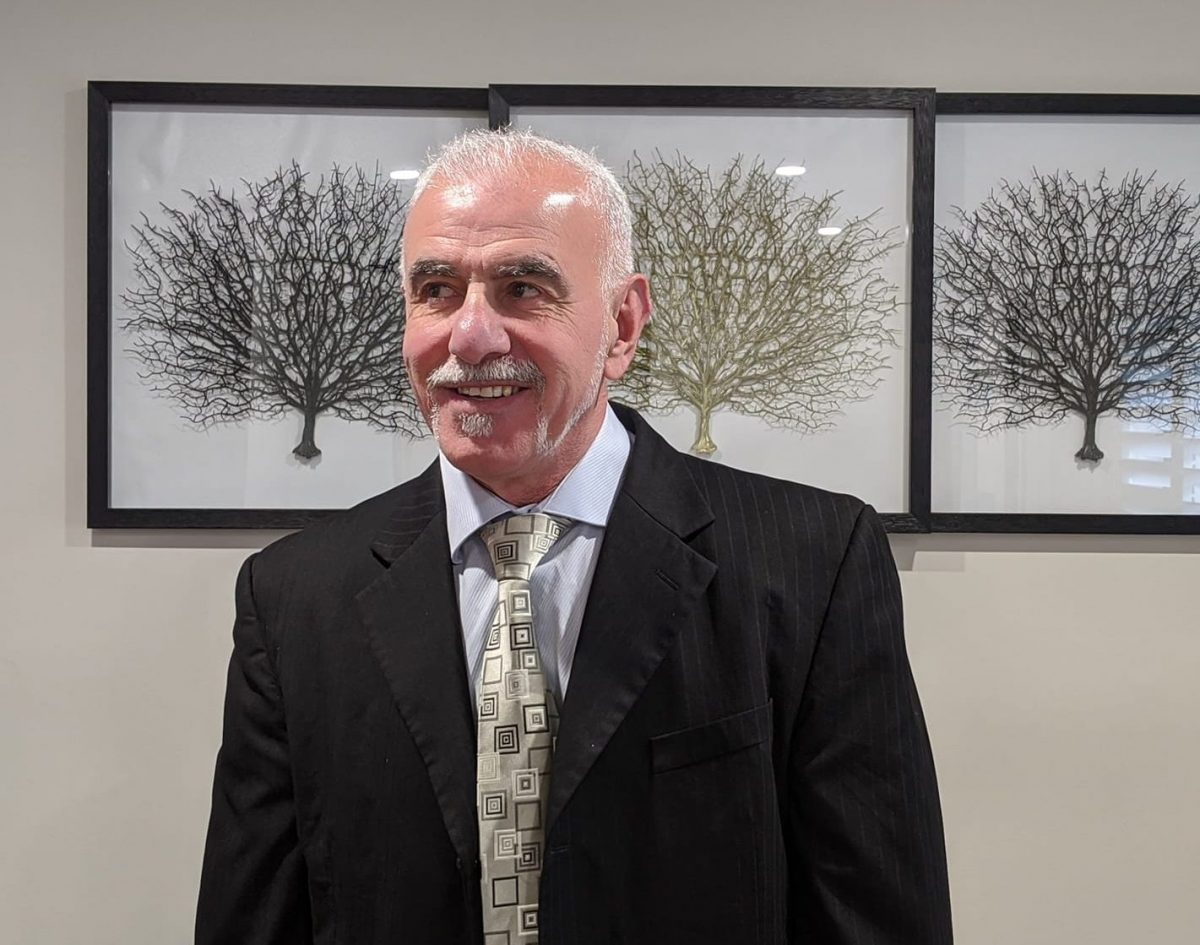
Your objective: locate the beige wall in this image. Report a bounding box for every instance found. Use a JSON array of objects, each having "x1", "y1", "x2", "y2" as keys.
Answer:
[{"x1": 2, "y1": 0, "x2": 1198, "y2": 941}]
